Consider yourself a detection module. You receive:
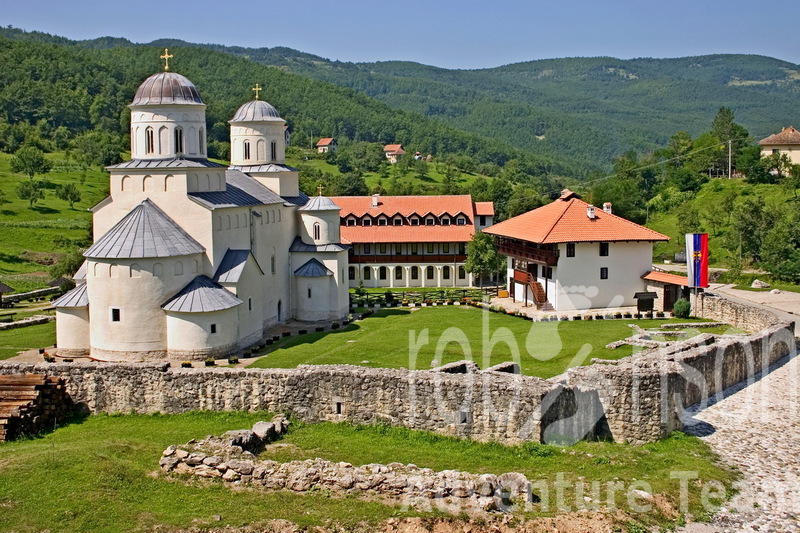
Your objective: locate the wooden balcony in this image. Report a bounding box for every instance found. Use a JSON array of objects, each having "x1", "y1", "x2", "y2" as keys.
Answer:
[
  {"x1": 495, "y1": 238, "x2": 558, "y2": 266},
  {"x1": 349, "y1": 254, "x2": 467, "y2": 264}
]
